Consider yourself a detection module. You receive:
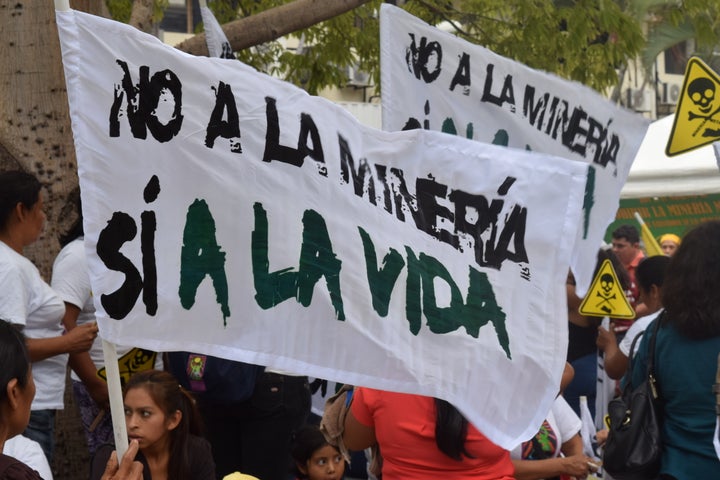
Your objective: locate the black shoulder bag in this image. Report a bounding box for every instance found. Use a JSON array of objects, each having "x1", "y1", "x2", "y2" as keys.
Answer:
[{"x1": 603, "y1": 313, "x2": 663, "y2": 480}]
